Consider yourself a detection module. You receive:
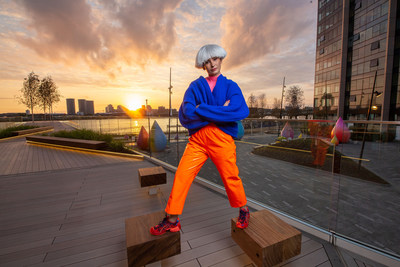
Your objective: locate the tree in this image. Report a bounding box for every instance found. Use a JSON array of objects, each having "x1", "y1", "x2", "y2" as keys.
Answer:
[
  {"x1": 37, "y1": 76, "x2": 60, "y2": 120},
  {"x1": 247, "y1": 93, "x2": 258, "y2": 118},
  {"x1": 285, "y1": 85, "x2": 305, "y2": 119},
  {"x1": 271, "y1": 97, "x2": 281, "y2": 118},
  {"x1": 258, "y1": 93, "x2": 266, "y2": 109},
  {"x1": 256, "y1": 93, "x2": 267, "y2": 118},
  {"x1": 48, "y1": 82, "x2": 61, "y2": 120},
  {"x1": 247, "y1": 93, "x2": 257, "y2": 108},
  {"x1": 19, "y1": 72, "x2": 40, "y2": 122}
]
